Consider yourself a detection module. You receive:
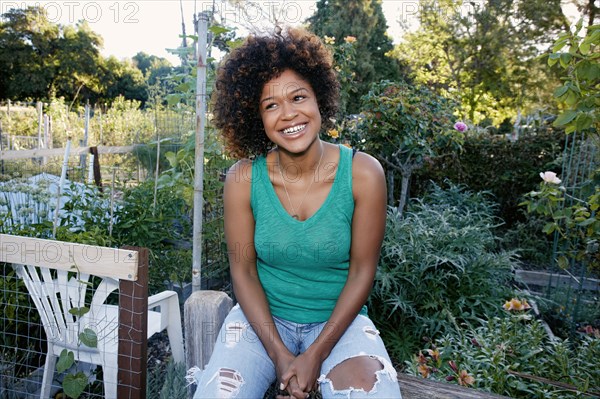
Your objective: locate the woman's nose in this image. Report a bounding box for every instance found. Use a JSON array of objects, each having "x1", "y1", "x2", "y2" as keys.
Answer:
[{"x1": 281, "y1": 101, "x2": 298, "y2": 120}]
